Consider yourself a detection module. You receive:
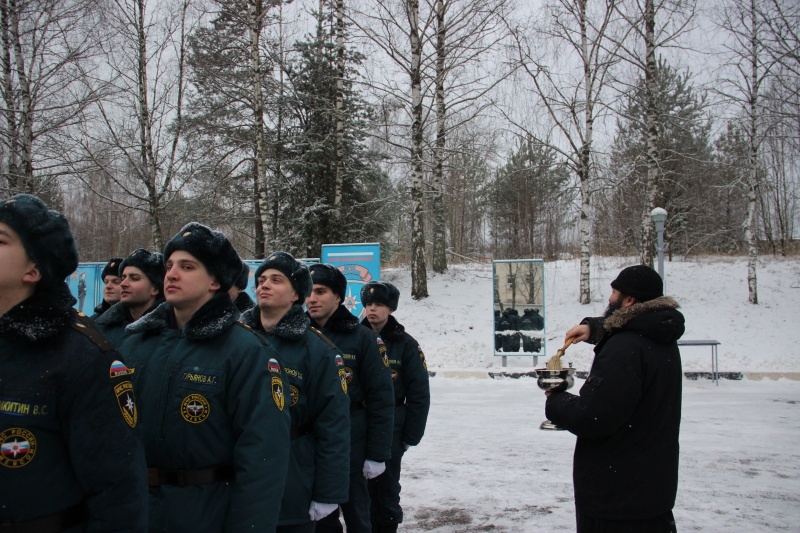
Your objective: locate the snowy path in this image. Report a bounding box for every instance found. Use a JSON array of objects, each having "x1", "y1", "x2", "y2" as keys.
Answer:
[{"x1": 399, "y1": 376, "x2": 800, "y2": 532}]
